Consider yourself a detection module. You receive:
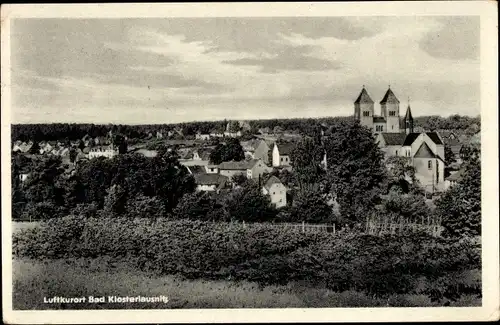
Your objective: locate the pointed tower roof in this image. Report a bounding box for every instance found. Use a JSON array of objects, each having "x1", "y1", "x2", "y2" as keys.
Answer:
[
  {"x1": 404, "y1": 104, "x2": 413, "y2": 121},
  {"x1": 380, "y1": 87, "x2": 400, "y2": 104},
  {"x1": 354, "y1": 86, "x2": 374, "y2": 104}
]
